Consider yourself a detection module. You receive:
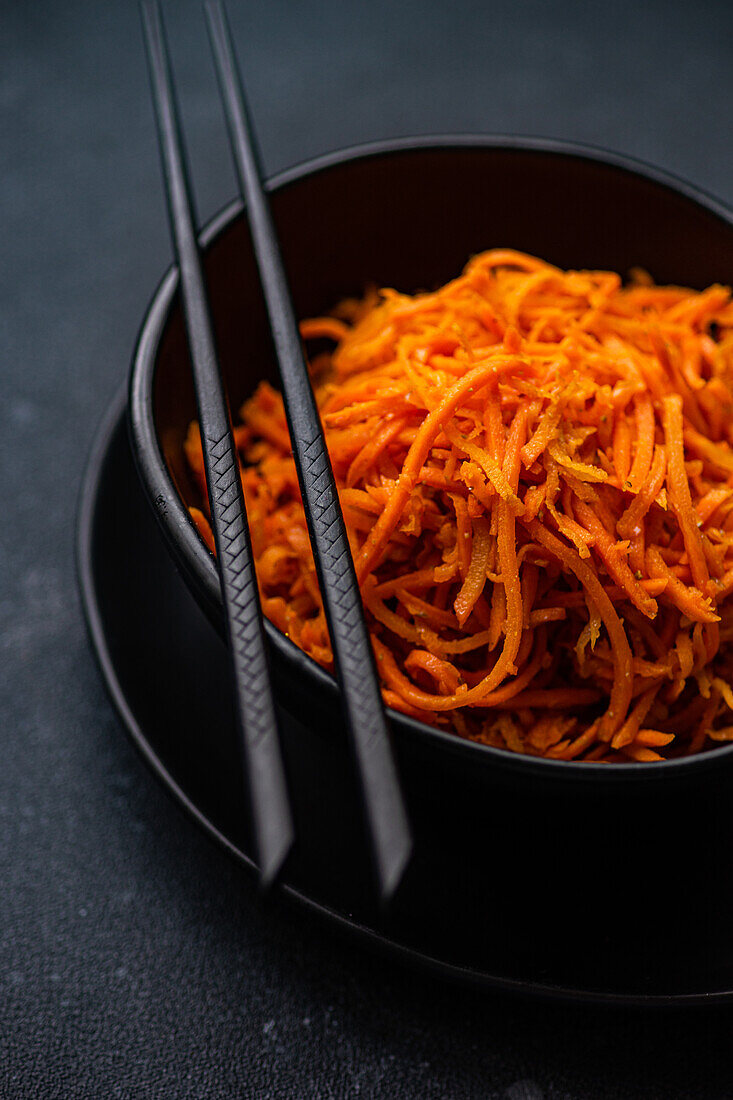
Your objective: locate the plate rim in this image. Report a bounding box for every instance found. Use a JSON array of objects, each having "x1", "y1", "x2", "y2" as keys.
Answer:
[{"x1": 76, "y1": 390, "x2": 733, "y2": 1008}]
